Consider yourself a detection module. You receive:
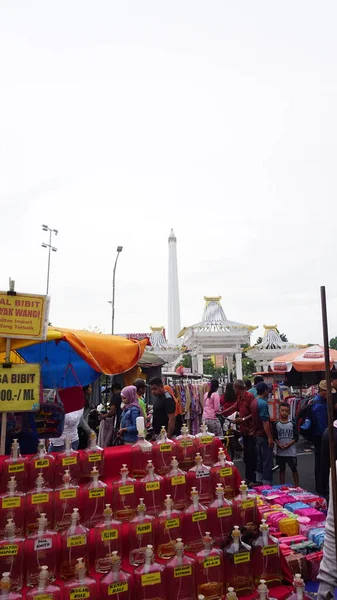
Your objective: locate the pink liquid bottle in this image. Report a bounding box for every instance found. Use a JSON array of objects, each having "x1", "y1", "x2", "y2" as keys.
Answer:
[
  {"x1": 112, "y1": 464, "x2": 137, "y2": 522},
  {"x1": 26, "y1": 473, "x2": 54, "y2": 535},
  {"x1": 82, "y1": 466, "x2": 108, "y2": 528},
  {"x1": 60, "y1": 508, "x2": 90, "y2": 580},
  {"x1": 81, "y1": 433, "x2": 104, "y2": 482},
  {"x1": 1, "y1": 439, "x2": 28, "y2": 492},
  {"x1": 134, "y1": 545, "x2": 166, "y2": 600},
  {"x1": 223, "y1": 526, "x2": 254, "y2": 596},
  {"x1": 54, "y1": 470, "x2": 81, "y2": 532},
  {"x1": 233, "y1": 481, "x2": 258, "y2": 532},
  {"x1": 195, "y1": 422, "x2": 216, "y2": 467},
  {"x1": 175, "y1": 425, "x2": 196, "y2": 471},
  {"x1": 208, "y1": 484, "x2": 233, "y2": 547},
  {"x1": 129, "y1": 499, "x2": 156, "y2": 566},
  {"x1": 132, "y1": 417, "x2": 153, "y2": 479},
  {"x1": 54, "y1": 438, "x2": 81, "y2": 486},
  {"x1": 152, "y1": 427, "x2": 176, "y2": 476},
  {"x1": 195, "y1": 532, "x2": 223, "y2": 600},
  {"x1": 100, "y1": 551, "x2": 132, "y2": 600},
  {"x1": 26, "y1": 513, "x2": 60, "y2": 586},
  {"x1": 210, "y1": 448, "x2": 239, "y2": 500},
  {"x1": 187, "y1": 453, "x2": 212, "y2": 505},
  {"x1": 165, "y1": 538, "x2": 196, "y2": 600},
  {"x1": 182, "y1": 487, "x2": 209, "y2": 554},
  {"x1": 139, "y1": 460, "x2": 164, "y2": 516},
  {"x1": 256, "y1": 580, "x2": 278, "y2": 600},
  {"x1": 164, "y1": 457, "x2": 187, "y2": 511},
  {"x1": 0, "y1": 519, "x2": 25, "y2": 591},
  {"x1": 252, "y1": 520, "x2": 282, "y2": 587},
  {"x1": 0, "y1": 572, "x2": 22, "y2": 600},
  {"x1": 94, "y1": 504, "x2": 122, "y2": 573},
  {"x1": 157, "y1": 495, "x2": 182, "y2": 559},
  {"x1": 285, "y1": 574, "x2": 311, "y2": 600},
  {"x1": 29, "y1": 440, "x2": 55, "y2": 489},
  {"x1": 26, "y1": 566, "x2": 61, "y2": 600},
  {"x1": 64, "y1": 558, "x2": 97, "y2": 600},
  {"x1": 0, "y1": 477, "x2": 25, "y2": 537}
]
